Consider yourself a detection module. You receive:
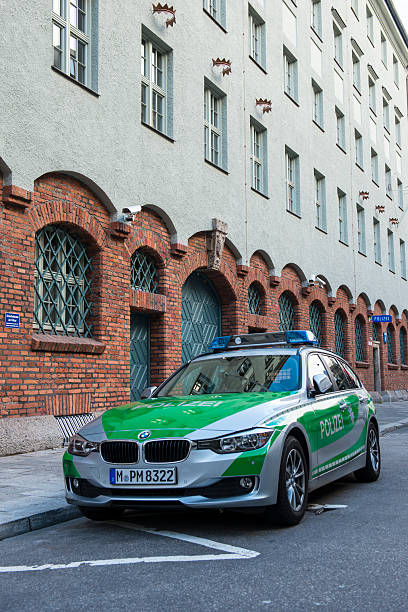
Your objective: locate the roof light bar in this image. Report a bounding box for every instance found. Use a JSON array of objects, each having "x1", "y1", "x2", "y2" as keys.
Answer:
[{"x1": 209, "y1": 330, "x2": 318, "y2": 351}]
